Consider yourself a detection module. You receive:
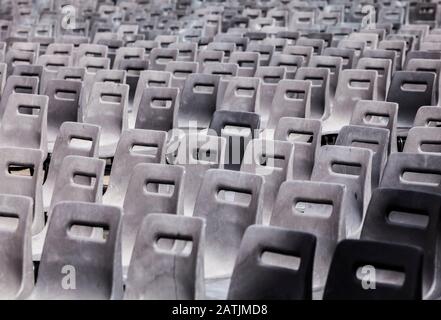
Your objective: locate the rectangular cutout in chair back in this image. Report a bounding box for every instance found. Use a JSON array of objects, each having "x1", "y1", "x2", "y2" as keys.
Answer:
[
  {"x1": 148, "y1": 80, "x2": 167, "y2": 87},
  {"x1": 193, "y1": 83, "x2": 215, "y2": 94},
  {"x1": 130, "y1": 143, "x2": 158, "y2": 157},
  {"x1": 173, "y1": 70, "x2": 192, "y2": 78},
  {"x1": 65, "y1": 75, "x2": 82, "y2": 81},
  {"x1": 86, "y1": 65, "x2": 105, "y2": 73},
  {"x1": 13, "y1": 85, "x2": 33, "y2": 94},
  {"x1": 351, "y1": 140, "x2": 379, "y2": 153},
  {"x1": 304, "y1": 76, "x2": 324, "y2": 87},
  {"x1": 18, "y1": 104, "x2": 40, "y2": 116},
  {"x1": 401, "y1": 82, "x2": 428, "y2": 92},
  {"x1": 288, "y1": 130, "x2": 314, "y2": 143},
  {"x1": 285, "y1": 90, "x2": 306, "y2": 100},
  {"x1": 0, "y1": 212, "x2": 19, "y2": 232},
  {"x1": 363, "y1": 113, "x2": 390, "y2": 126},
  {"x1": 193, "y1": 147, "x2": 218, "y2": 163},
  {"x1": 331, "y1": 161, "x2": 362, "y2": 176},
  {"x1": 258, "y1": 153, "x2": 286, "y2": 169},
  {"x1": 55, "y1": 89, "x2": 77, "y2": 101},
  {"x1": 8, "y1": 163, "x2": 34, "y2": 177},
  {"x1": 45, "y1": 62, "x2": 65, "y2": 71},
  {"x1": 426, "y1": 118, "x2": 441, "y2": 127},
  {"x1": 263, "y1": 75, "x2": 282, "y2": 84},
  {"x1": 100, "y1": 93, "x2": 122, "y2": 104},
  {"x1": 222, "y1": 125, "x2": 252, "y2": 139},
  {"x1": 356, "y1": 265, "x2": 405, "y2": 287},
  {"x1": 151, "y1": 97, "x2": 173, "y2": 109},
  {"x1": 12, "y1": 58, "x2": 31, "y2": 65},
  {"x1": 72, "y1": 172, "x2": 97, "y2": 188},
  {"x1": 68, "y1": 222, "x2": 109, "y2": 243},
  {"x1": 155, "y1": 235, "x2": 193, "y2": 257},
  {"x1": 261, "y1": 251, "x2": 301, "y2": 271},
  {"x1": 349, "y1": 79, "x2": 371, "y2": 89},
  {"x1": 317, "y1": 64, "x2": 336, "y2": 75},
  {"x1": 235, "y1": 86, "x2": 255, "y2": 97},
  {"x1": 293, "y1": 200, "x2": 333, "y2": 218},
  {"x1": 69, "y1": 137, "x2": 93, "y2": 151},
  {"x1": 388, "y1": 209, "x2": 429, "y2": 229},
  {"x1": 145, "y1": 180, "x2": 175, "y2": 196},
  {"x1": 217, "y1": 188, "x2": 252, "y2": 206},
  {"x1": 365, "y1": 66, "x2": 385, "y2": 76},
  {"x1": 156, "y1": 56, "x2": 174, "y2": 64},
  {"x1": 212, "y1": 70, "x2": 234, "y2": 77},
  {"x1": 238, "y1": 60, "x2": 255, "y2": 68},
  {"x1": 420, "y1": 141, "x2": 441, "y2": 153},
  {"x1": 401, "y1": 170, "x2": 441, "y2": 186}
]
